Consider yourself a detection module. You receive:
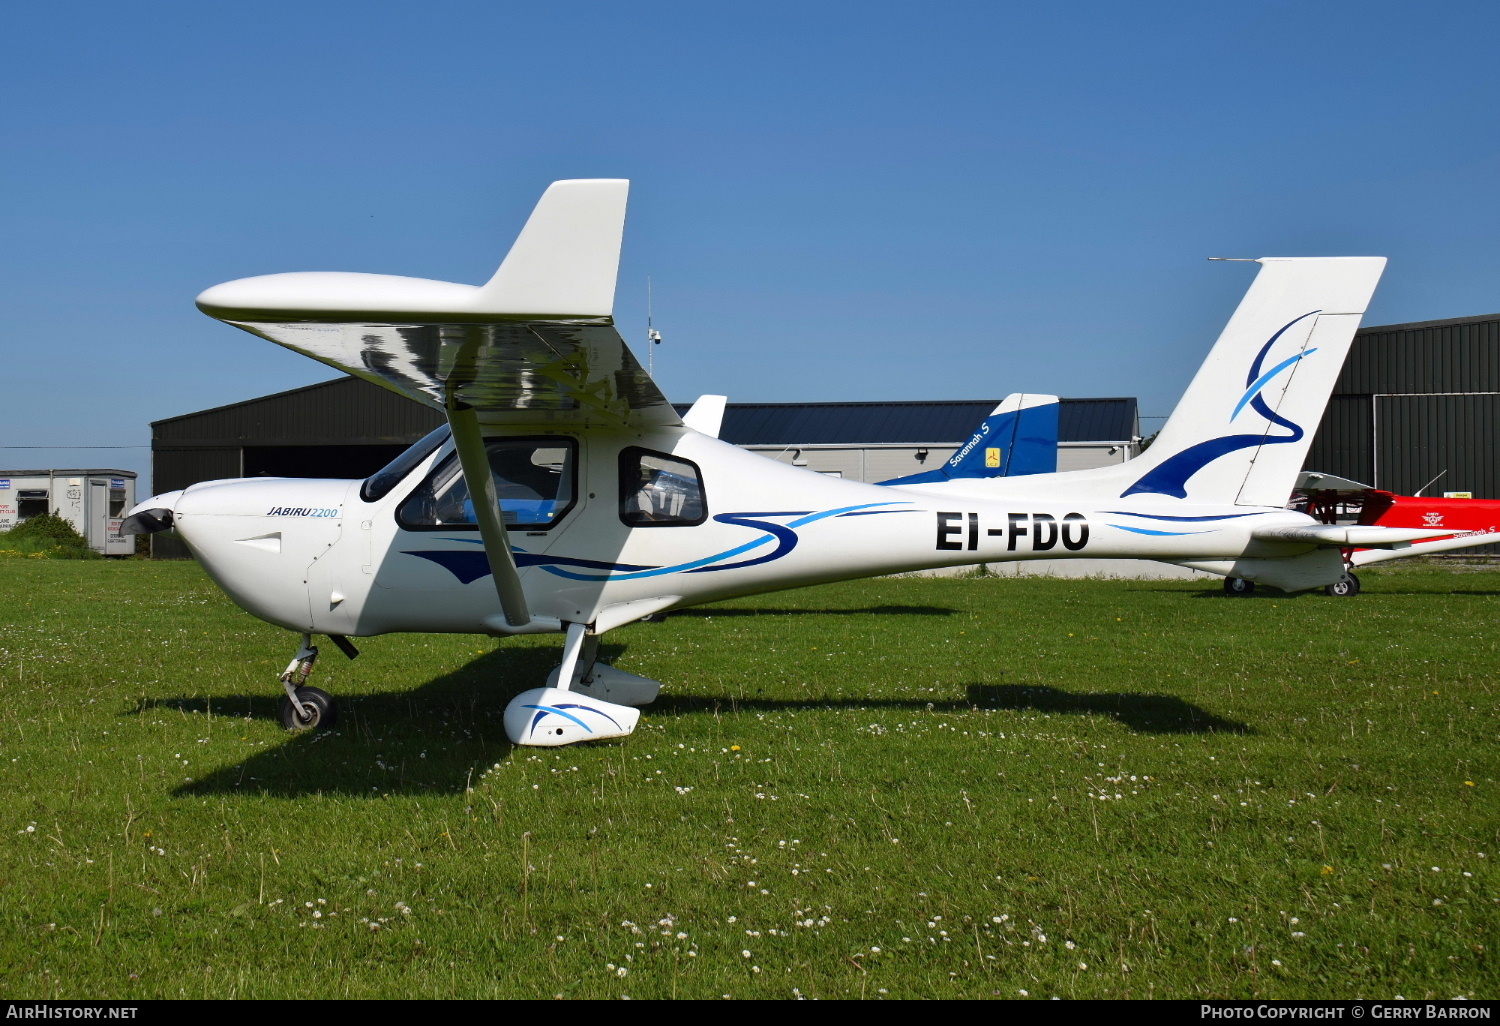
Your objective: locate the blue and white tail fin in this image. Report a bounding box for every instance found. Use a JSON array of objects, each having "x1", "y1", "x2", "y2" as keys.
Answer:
[
  {"x1": 887, "y1": 258, "x2": 1386, "y2": 507},
  {"x1": 879, "y1": 394, "x2": 1059, "y2": 486},
  {"x1": 1114, "y1": 257, "x2": 1386, "y2": 506}
]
